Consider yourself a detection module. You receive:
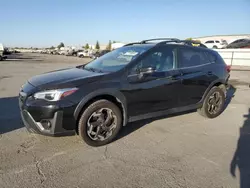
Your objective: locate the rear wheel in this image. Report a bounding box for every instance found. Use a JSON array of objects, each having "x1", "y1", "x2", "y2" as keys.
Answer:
[
  {"x1": 78, "y1": 100, "x2": 122, "y2": 146},
  {"x1": 198, "y1": 86, "x2": 225, "y2": 118},
  {"x1": 212, "y1": 45, "x2": 218, "y2": 49}
]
